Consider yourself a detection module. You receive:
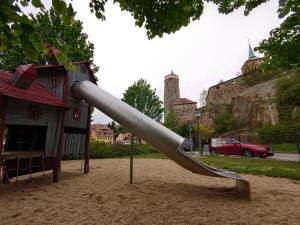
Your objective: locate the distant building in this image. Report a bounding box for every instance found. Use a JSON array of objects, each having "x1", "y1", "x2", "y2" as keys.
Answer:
[
  {"x1": 90, "y1": 124, "x2": 114, "y2": 144},
  {"x1": 241, "y1": 43, "x2": 263, "y2": 74},
  {"x1": 116, "y1": 132, "x2": 131, "y2": 145},
  {"x1": 116, "y1": 132, "x2": 140, "y2": 145},
  {"x1": 172, "y1": 98, "x2": 197, "y2": 124},
  {"x1": 164, "y1": 71, "x2": 197, "y2": 124}
]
